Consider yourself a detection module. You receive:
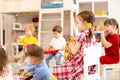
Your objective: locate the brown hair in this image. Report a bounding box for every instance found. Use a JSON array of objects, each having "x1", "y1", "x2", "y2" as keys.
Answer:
[
  {"x1": 52, "y1": 25, "x2": 62, "y2": 33},
  {"x1": 24, "y1": 23, "x2": 35, "y2": 35},
  {"x1": 77, "y1": 10, "x2": 95, "y2": 39},
  {"x1": 0, "y1": 46, "x2": 8, "y2": 75},
  {"x1": 27, "y1": 44, "x2": 44, "y2": 60},
  {"x1": 104, "y1": 18, "x2": 119, "y2": 33}
]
